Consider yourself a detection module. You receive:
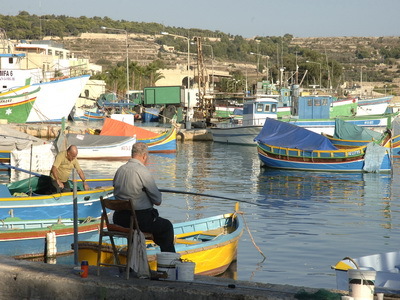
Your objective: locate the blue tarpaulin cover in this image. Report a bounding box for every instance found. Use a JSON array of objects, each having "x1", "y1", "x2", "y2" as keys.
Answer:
[{"x1": 254, "y1": 118, "x2": 338, "y2": 151}]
